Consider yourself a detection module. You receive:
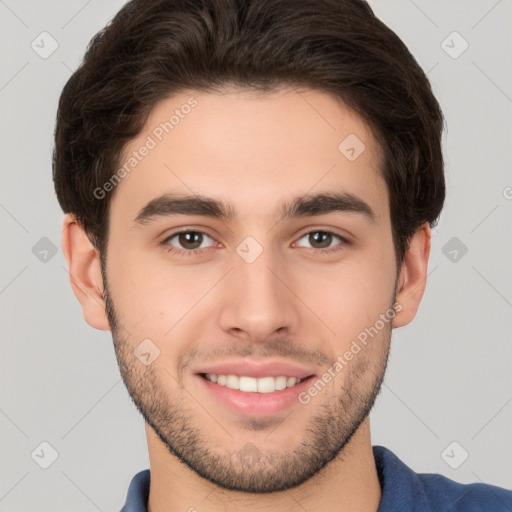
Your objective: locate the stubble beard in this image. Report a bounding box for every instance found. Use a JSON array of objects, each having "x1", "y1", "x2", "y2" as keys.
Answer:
[{"x1": 102, "y1": 267, "x2": 392, "y2": 493}]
